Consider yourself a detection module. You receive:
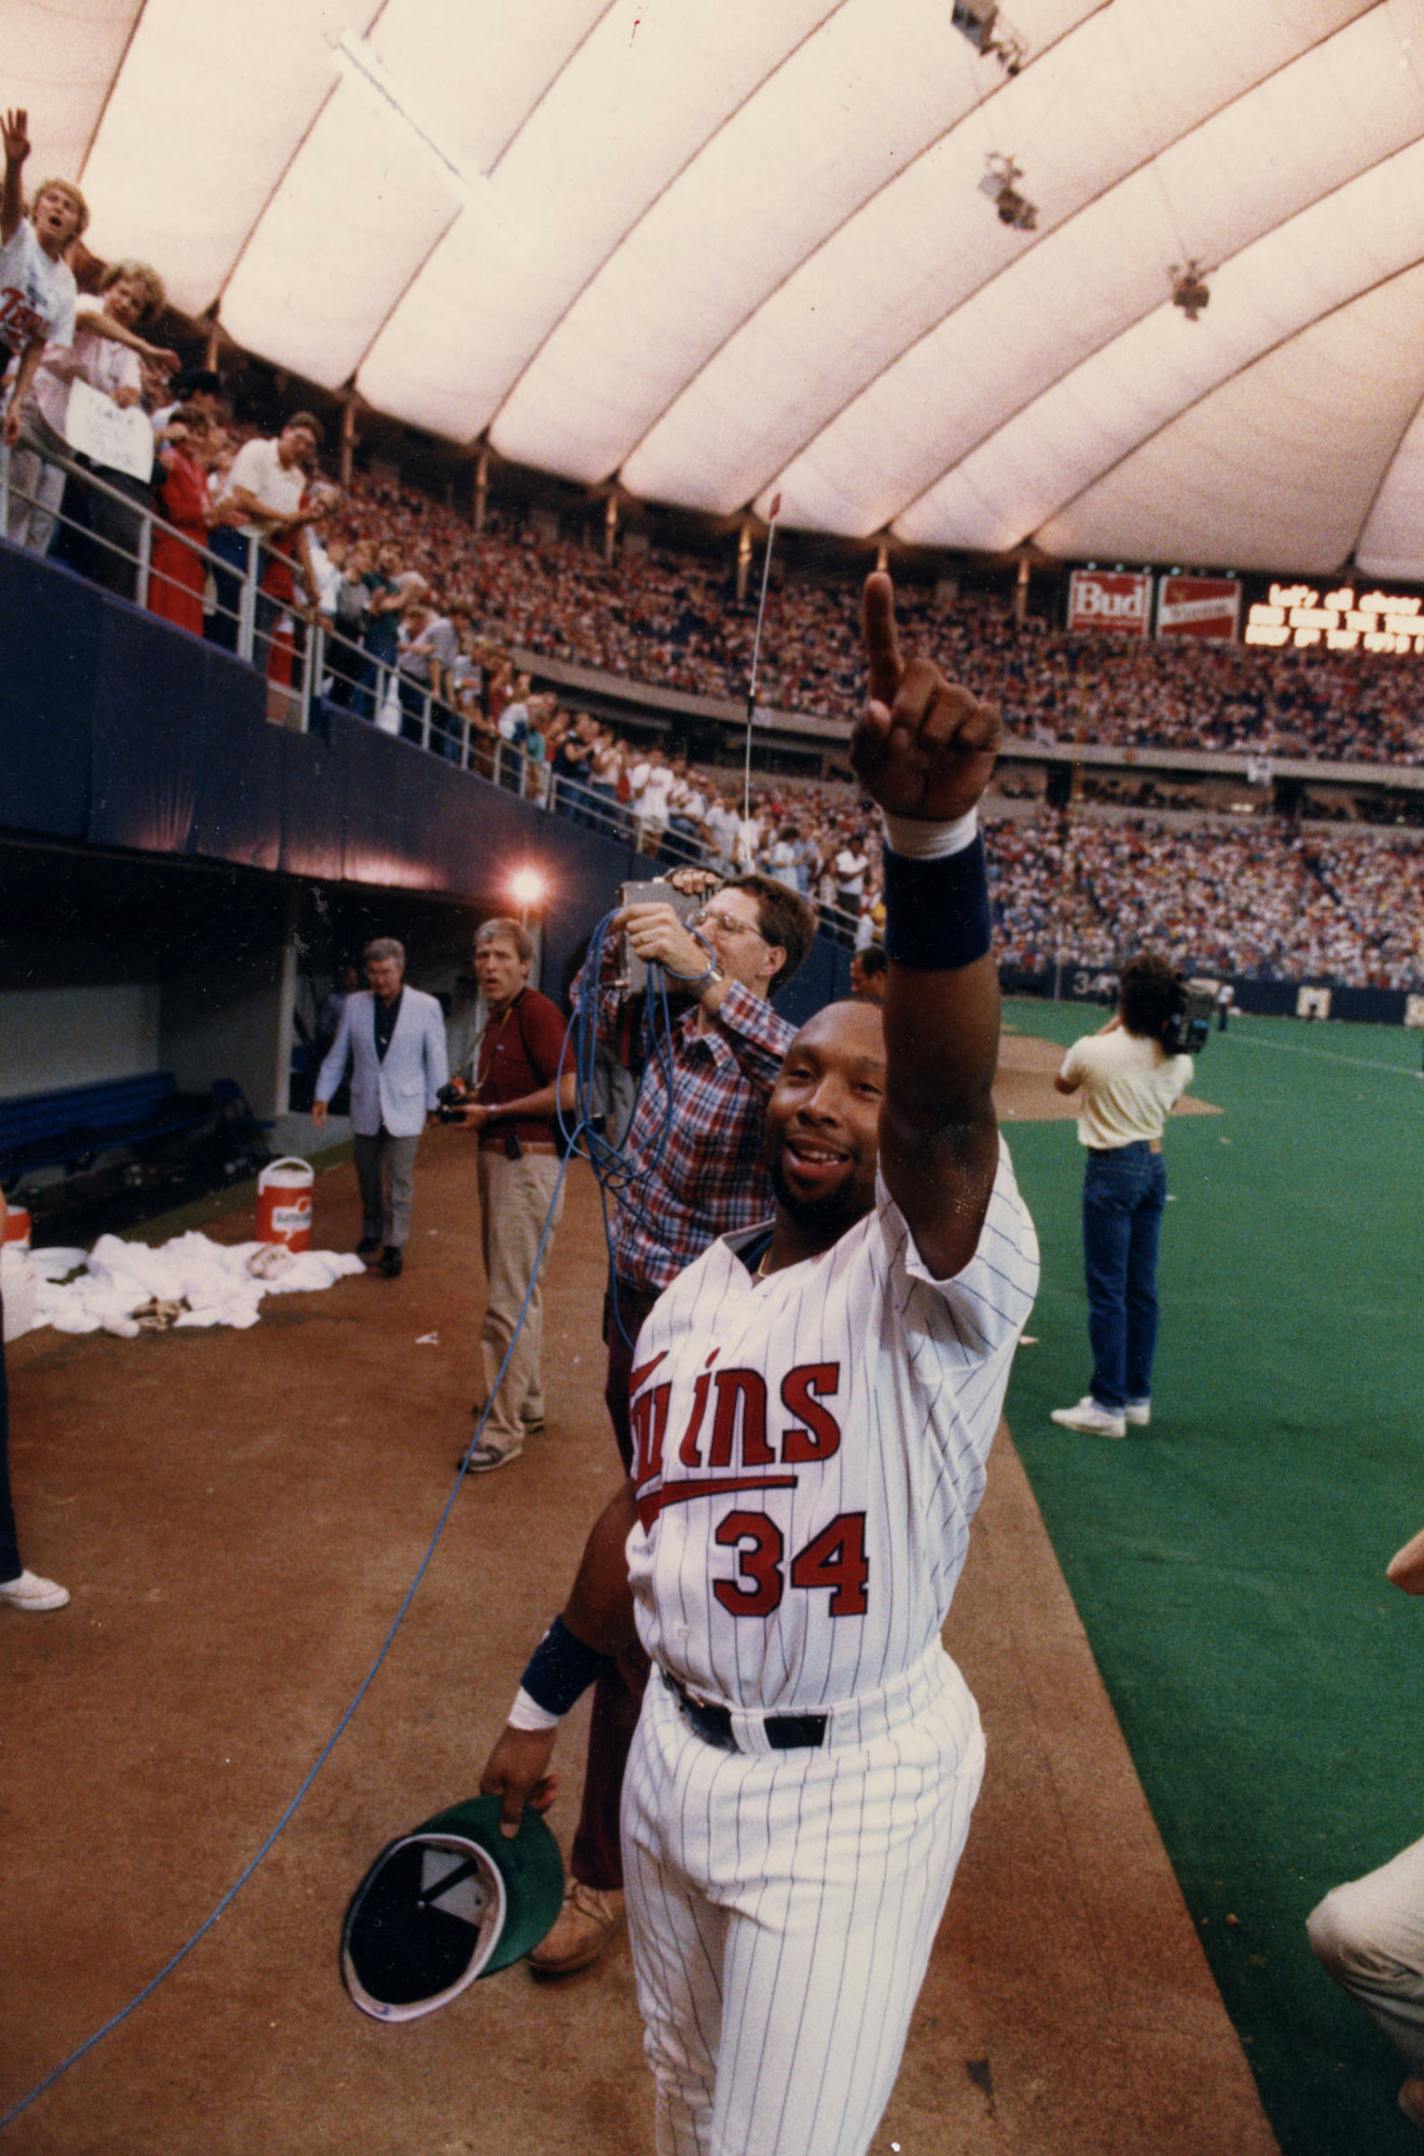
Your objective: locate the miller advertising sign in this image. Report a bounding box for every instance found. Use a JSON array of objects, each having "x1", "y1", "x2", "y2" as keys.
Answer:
[
  {"x1": 1067, "y1": 569, "x2": 1151, "y2": 638},
  {"x1": 1156, "y1": 574, "x2": 1241, "y2": 641}
]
